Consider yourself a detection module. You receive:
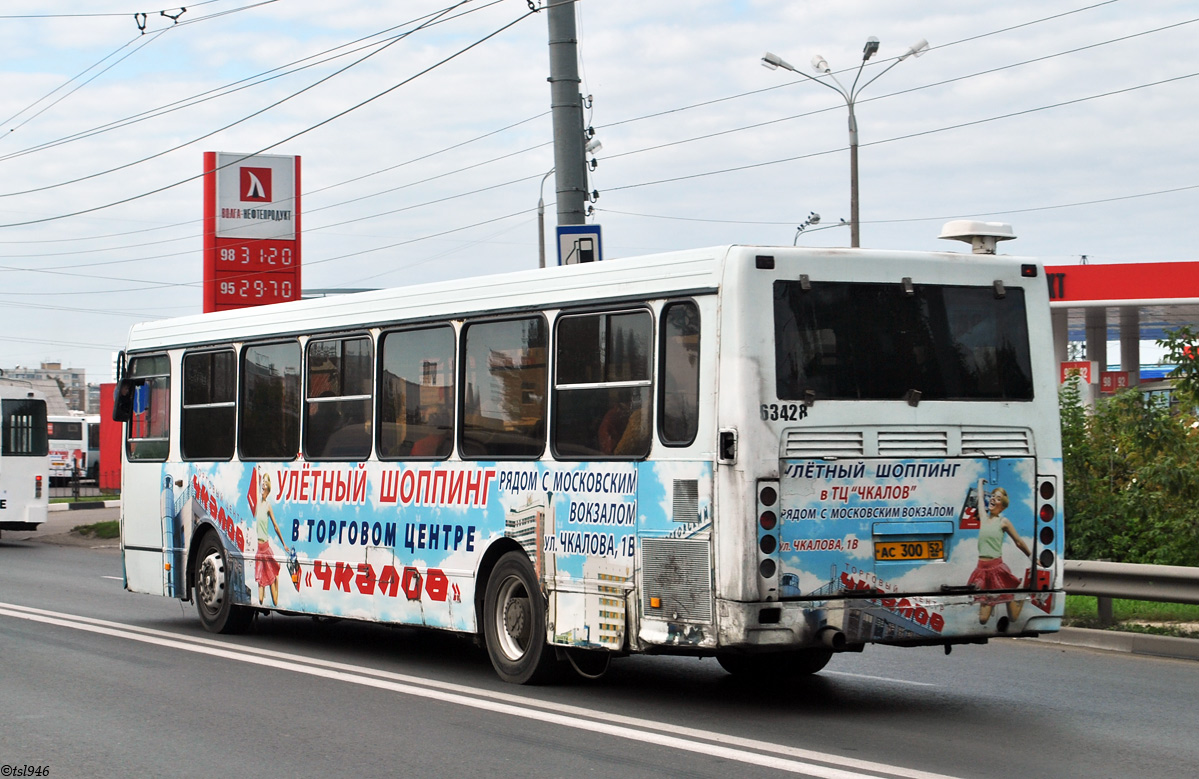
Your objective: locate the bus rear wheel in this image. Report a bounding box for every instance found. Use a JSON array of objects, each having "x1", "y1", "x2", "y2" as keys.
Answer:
[
  {"x1": 717, "y1": 648, "x2": 832, "y2": 679},
  {"x1": 194, "y1": 533, "x2": 253, "y2": 634},
  {"x1": 483, "y1": 551, "x2": 558, "y2": 684}
]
